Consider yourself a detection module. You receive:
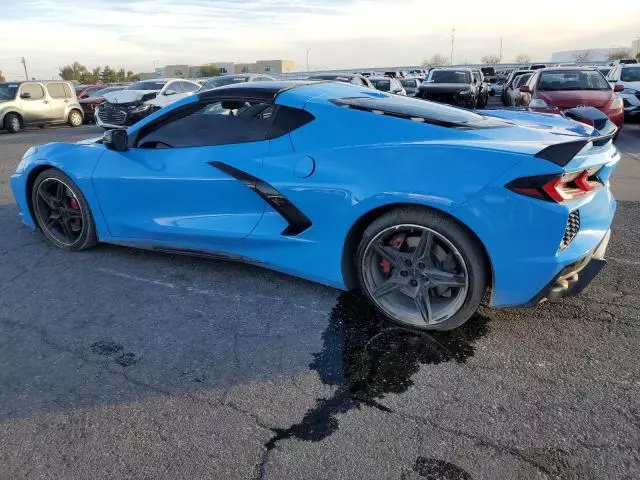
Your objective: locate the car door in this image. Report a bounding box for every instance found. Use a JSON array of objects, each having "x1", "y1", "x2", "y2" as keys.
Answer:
[
  {"x1": 92, "y1": 97, "x2": 278, "y2": 247},
  {"x1": 18, "y1": 83, "x2": 51, "y2": 123},
  {"x1": 45, "y1": 83, "x2": 70, "y2": 121}
]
